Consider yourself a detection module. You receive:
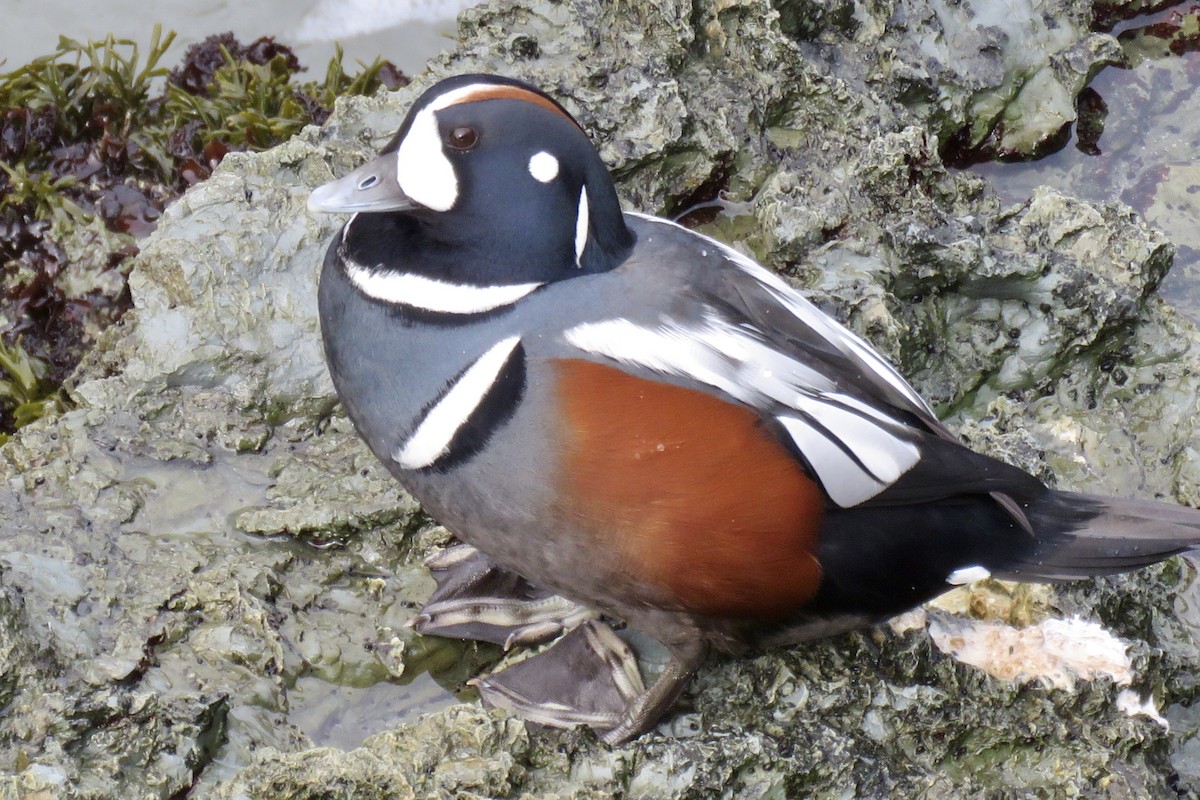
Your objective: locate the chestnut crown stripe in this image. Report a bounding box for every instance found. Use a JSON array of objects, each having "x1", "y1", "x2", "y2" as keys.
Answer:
[{"x1": 441, "y1": 85, "x2": 584, "y2": 131}]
